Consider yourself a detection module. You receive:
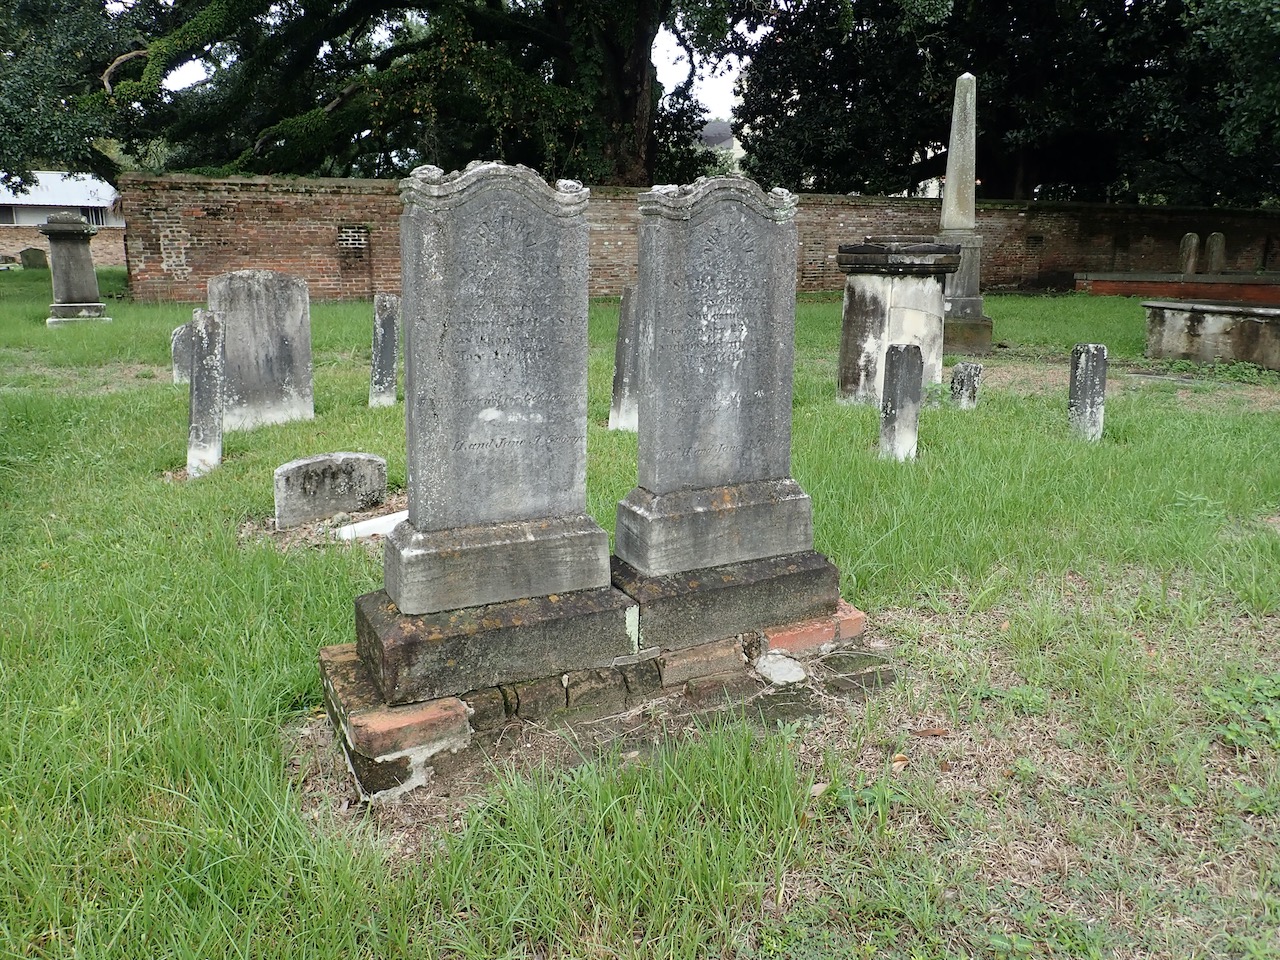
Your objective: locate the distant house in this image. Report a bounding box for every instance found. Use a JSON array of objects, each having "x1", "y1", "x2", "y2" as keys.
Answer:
[
  {"x1": 0, "y1": 171, "x2": 125, "y2": 227},
  {"x1": 700, "y1": 120, "x2": 744, "y2": 171}
]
